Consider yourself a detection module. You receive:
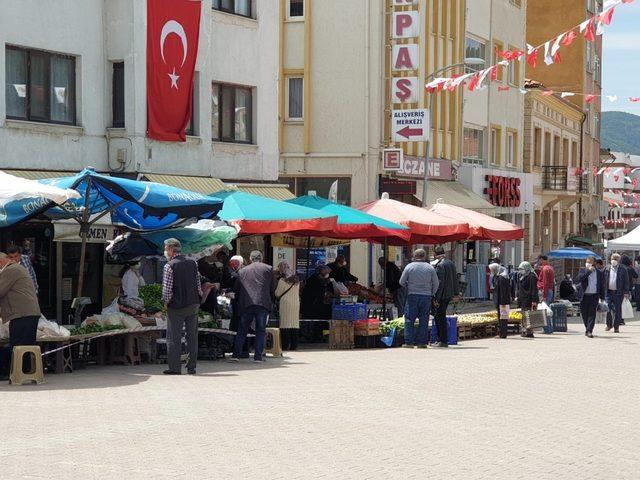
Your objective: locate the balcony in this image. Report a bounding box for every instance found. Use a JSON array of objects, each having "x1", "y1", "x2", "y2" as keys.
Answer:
[
  {"x1": 579, "y1": 177, "x2": 589, "y2": 194},
  {"x1": 543, "y1": 166, "x2": 571, "y2": 191}
]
